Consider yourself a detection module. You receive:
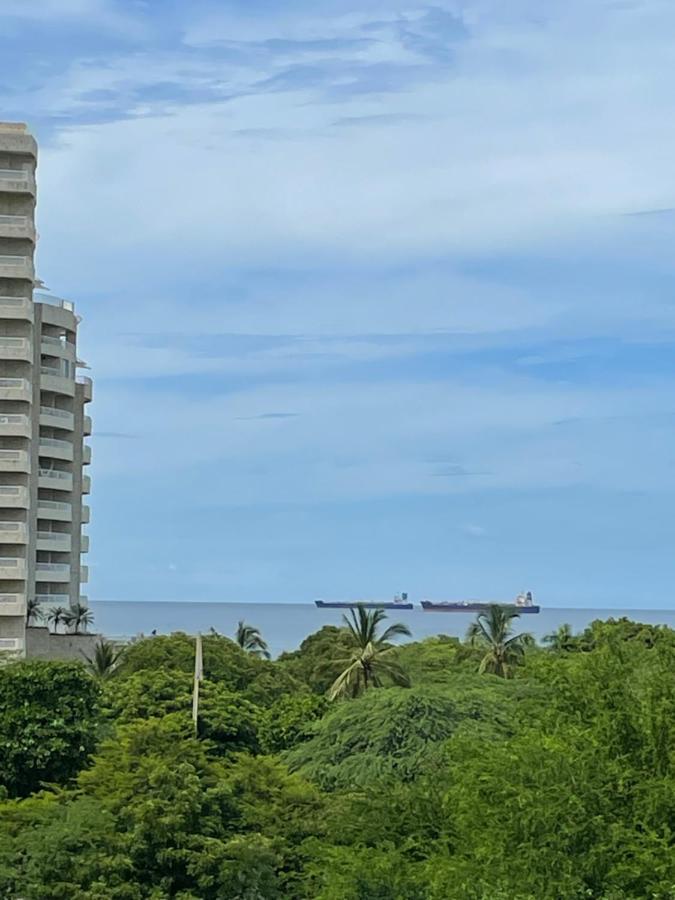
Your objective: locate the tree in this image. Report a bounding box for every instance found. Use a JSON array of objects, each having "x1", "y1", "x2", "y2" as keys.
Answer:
[
  {"x1": 466, "y1": 604, "x2": 529, "y2": 678},
  {"x1": 328, "y1": 606, "x2": 411, "y2": 700},
  {"x1": 25, "y1": 596, "x2": 43, "y2": 626},
  {"x1": 64, "y1": 602, "x2": 94, "y2": 634},
  {"x1": 83, "y1": 638, "x2": 124, "y2": 681},
  {"x1": 235, "y1": 620, "x2": 271, "y2": 660},
  {"x1": 47, "y1": 605, "x2": 68, "y2": 633},
  {"x1": 0, "y1": 660, "x2": 100, "y2": 797},
  {"x1": 543, "y1": 623, "x2": 578, "y2": 653}
]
